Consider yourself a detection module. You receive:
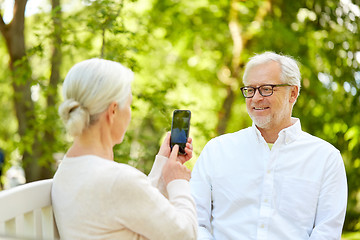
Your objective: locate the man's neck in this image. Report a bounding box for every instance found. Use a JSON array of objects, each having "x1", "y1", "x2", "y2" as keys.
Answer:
[
  {"x1": 257, "y1": 127, "x2": 280, "y2": 144},
  {"x1": 256, "y1": 118, "x2": 296, "y2": 143}
]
